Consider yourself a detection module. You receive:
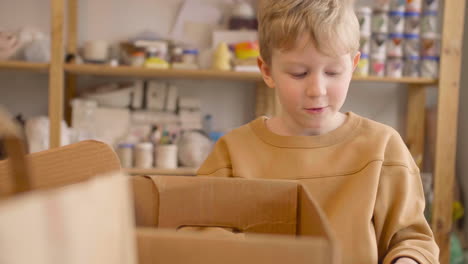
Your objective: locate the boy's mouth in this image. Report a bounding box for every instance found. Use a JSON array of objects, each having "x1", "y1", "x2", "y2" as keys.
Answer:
[{"x1": 304, "y1": 106, "x2": 327, "y2": 114}]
